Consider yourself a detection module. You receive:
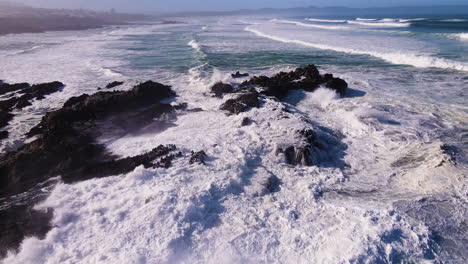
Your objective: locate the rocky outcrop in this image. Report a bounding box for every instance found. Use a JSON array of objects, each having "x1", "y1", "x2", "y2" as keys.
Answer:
[
  {"x1": 220, "y1": 90, "x2": 259, "y2": 115},
  {"x1": 0, "y1": 81, "x2": 64, "y2": 131},
  {"x1": 210, "y1": 82, "x2": 234, "y2": 98},
  {"x1": 0, "y1": 80, "x2": 177, "y2": 198},
  {"x1": 240, "y1": 65, "x2": 347, "y2": 99},
  {"x1": 0, "y1": 80, "x2": 185, "y2": 257},
  {"x1": 0, "y1": 82, "x2": 30, "y2": 96}
]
